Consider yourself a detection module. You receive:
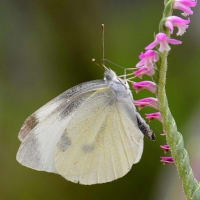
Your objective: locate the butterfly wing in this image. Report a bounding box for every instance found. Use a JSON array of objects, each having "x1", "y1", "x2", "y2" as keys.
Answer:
[
  {"x1": 16, "y1": 80, "x2": 107, "y2": 172},
  {"x1": 18, "y1": 80, "x2": 107, "y2": 142},
  {"x1": 54, "y1": 87, "x2": 144, "y2": 185}
]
